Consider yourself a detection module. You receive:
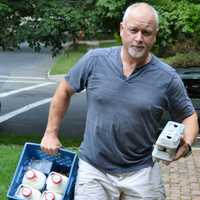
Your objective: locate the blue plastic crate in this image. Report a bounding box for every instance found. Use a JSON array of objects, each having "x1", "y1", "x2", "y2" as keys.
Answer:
[{"x1": 7, "y1": 142, "x2": 78, "y2": 200}]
